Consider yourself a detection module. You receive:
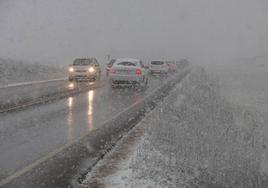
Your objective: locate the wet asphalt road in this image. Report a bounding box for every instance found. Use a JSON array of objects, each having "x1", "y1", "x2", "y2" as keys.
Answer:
[{"x1": 0, "y1": 75, "x2": 169, "y2": 184}]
